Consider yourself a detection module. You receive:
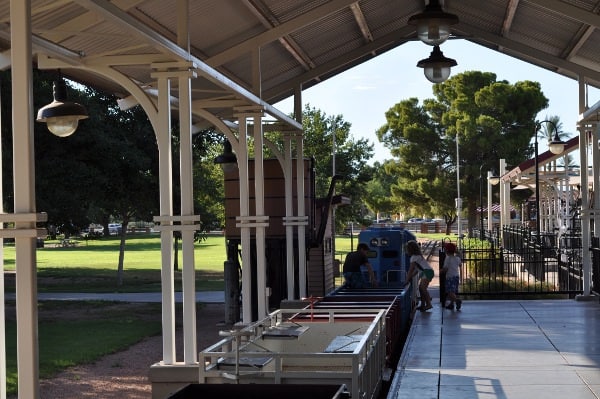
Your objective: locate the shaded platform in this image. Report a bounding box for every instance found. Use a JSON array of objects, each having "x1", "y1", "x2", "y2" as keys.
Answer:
[{"x1": 388, "y1": 299, "x2": 600, "y2": 399}]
